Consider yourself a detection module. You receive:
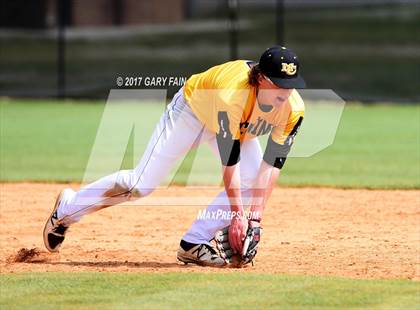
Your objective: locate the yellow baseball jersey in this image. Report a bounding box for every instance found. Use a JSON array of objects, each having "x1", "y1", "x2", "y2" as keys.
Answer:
[{"x1": 184, "y1": 60, "x2": 305, "y2": 145}]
